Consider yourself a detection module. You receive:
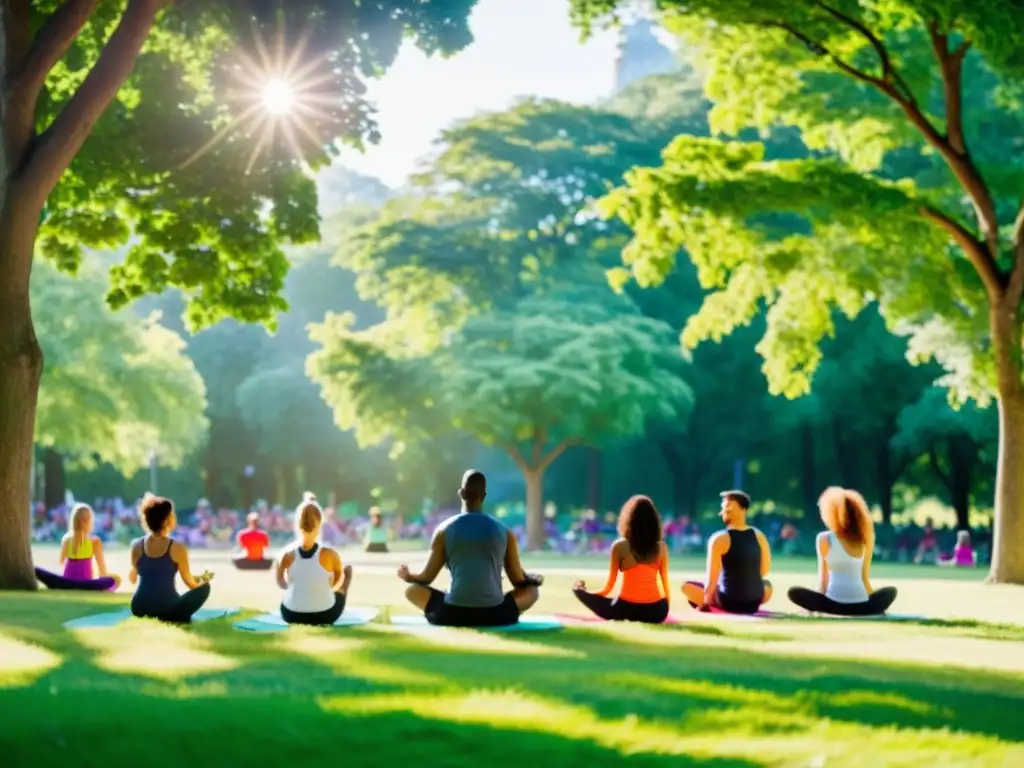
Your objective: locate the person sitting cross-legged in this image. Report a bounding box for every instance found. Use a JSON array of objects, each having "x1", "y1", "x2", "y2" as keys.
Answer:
[
  {"x1": 233, "y1": 512, "x2": 273, "y2": 570},
  {"x1": 276, "y1": 493, "x2": 352, "y2": 626},
  {"x1": 129, "y1": 494, "x2": 213, "y2": 624},
  {"x1": 572, "y1": 495, "x2": 671, "y2": 624},
  {"x1": 788, "y1": 487, "x2": 898, "y2": 617},
  {"x1": 398, "y1": 469, "x2": 542, "y2": 627},
  {"x1": 682, "y1": 490, "x2": 773, "y2": 614}
]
